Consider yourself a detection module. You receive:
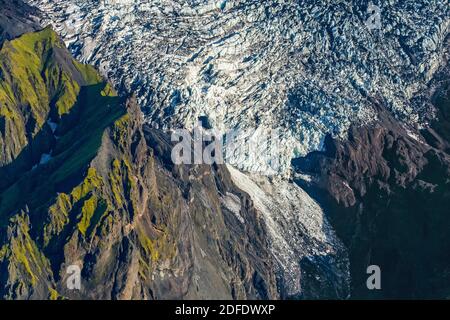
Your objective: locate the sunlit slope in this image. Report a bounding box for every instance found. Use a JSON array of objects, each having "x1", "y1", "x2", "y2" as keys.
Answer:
[{"x1": 0, "y1": 27, "x2": 102, "y2": 166}]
